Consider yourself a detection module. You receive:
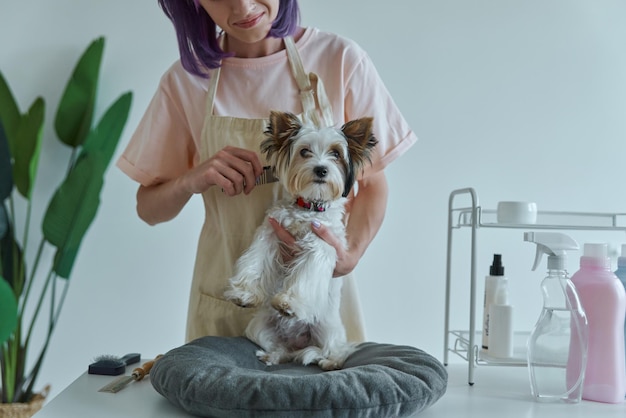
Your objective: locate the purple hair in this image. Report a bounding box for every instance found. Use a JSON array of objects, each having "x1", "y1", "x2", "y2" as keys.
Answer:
[{"x1": 158, "y1": 0, "x2": 301, "y2": 78}]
